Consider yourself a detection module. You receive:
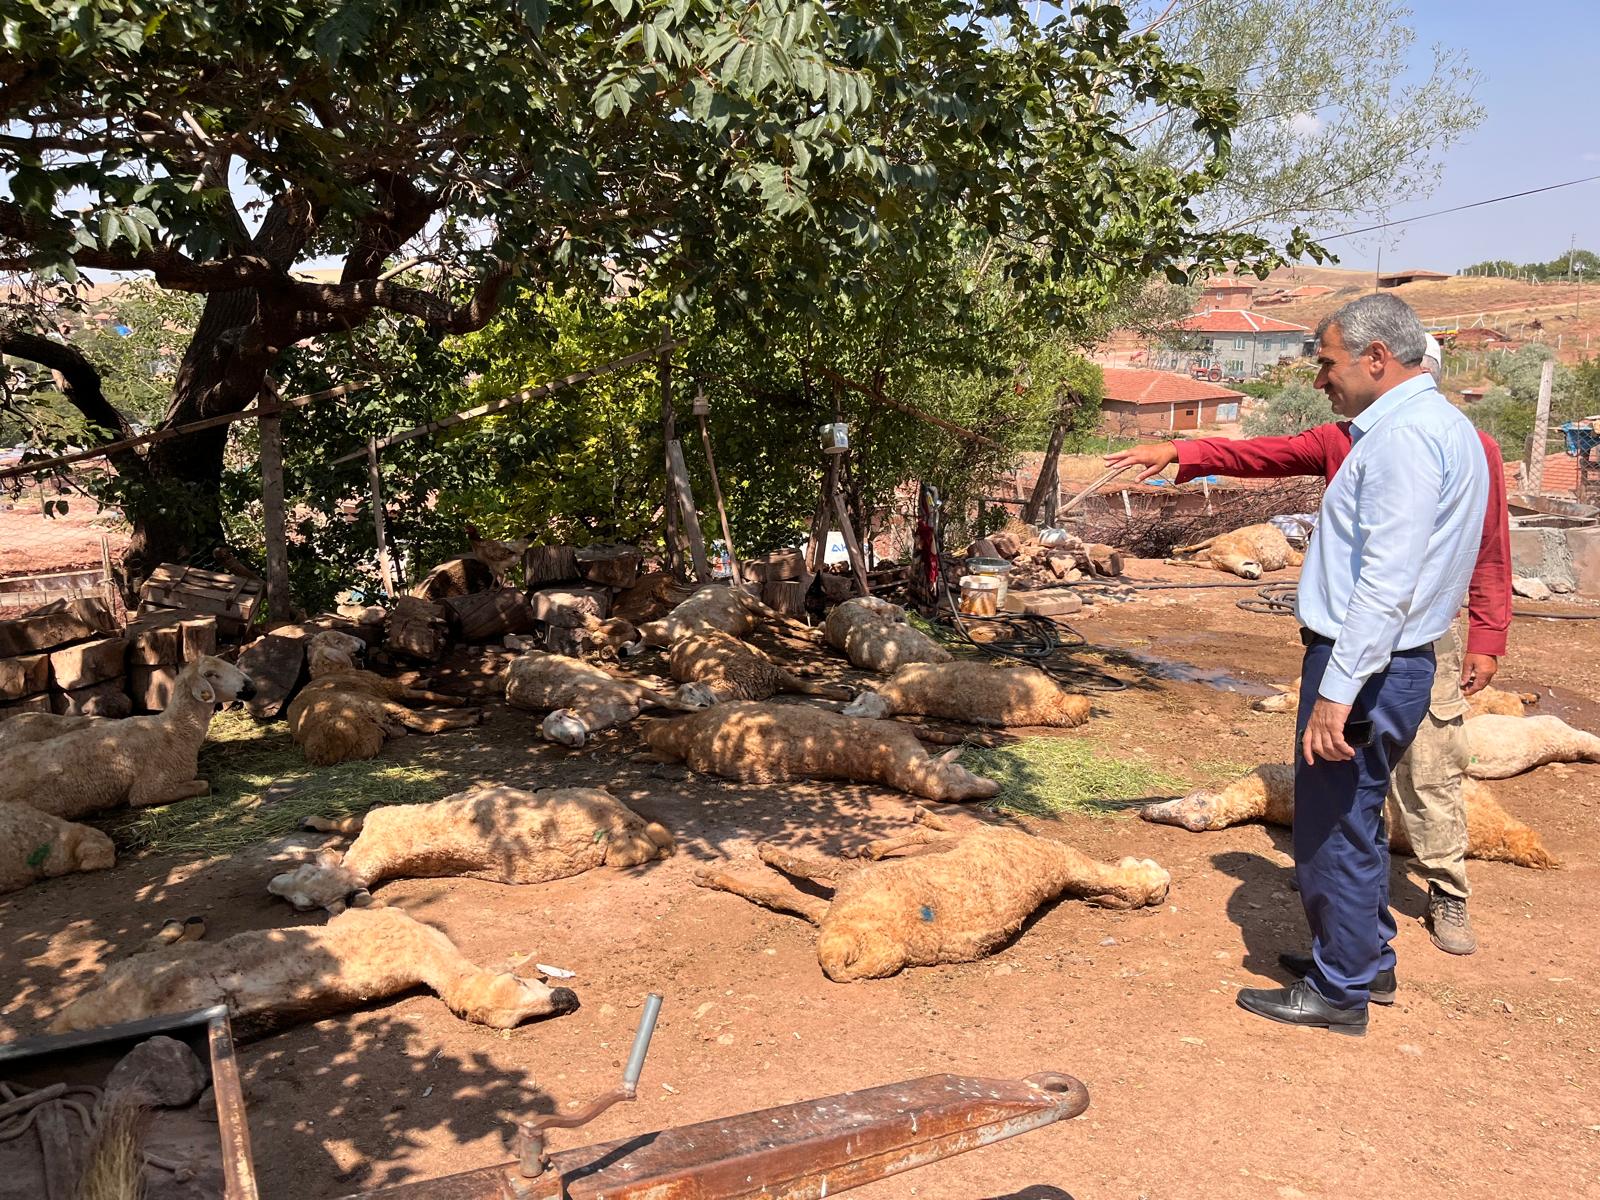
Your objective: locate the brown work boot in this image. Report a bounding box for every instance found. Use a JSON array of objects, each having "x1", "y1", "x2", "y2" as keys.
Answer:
[{"x1": 1426, "y1": 886, "x2": 1477, "y2": 955}]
